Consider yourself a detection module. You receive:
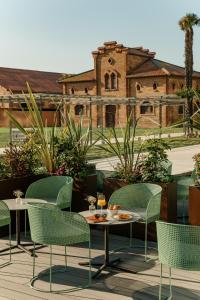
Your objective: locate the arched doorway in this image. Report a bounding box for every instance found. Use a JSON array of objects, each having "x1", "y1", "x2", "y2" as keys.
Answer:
[{"x1": 105, "y1": 105, "x2": 116, "y2": 127}]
